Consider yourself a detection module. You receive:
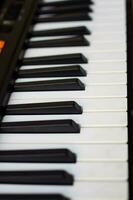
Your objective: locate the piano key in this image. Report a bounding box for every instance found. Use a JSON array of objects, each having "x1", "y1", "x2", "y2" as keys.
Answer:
[
  {"x1": 14, "y1": 79, "x2": 85, "y2": 92},
  {"x1": 0, "y1": 170, "x2": 74, "y2": 185},
  {"x1": 0, "y1": 143, "x2": 127, "y2": 161},
  {"x1": 34, "y1": 12, "x2": 92, "y2": 23},
  {"x1": 0, "y1": 127, "x2": 127, "y2": 144},
  {"x1": 0, "y1": 181, "x2": 128, "y2": 199},
  {"x1": 37, "y1": 4, "x2": 93, "y2": 15},
  {"x1": 38, "y1": 0, "x2": 93, "y2": 7},
  {"x1": 6, "y1": 101, "x2": 82, "y2": 115},
  {"x1": 3, "y1": 112, "x2": 127, "y2": 127},
  {"x1": 24, "y1": 50, "x2": 126, "y2": 62},
  {"x1": 16, "y1": 73, "x2": 127, "y2": 85},
  {"x1": 36, "y1": 8, "x2": 125, "y2": 23},
  {"x1": 22, "y1": 53, "x2": 88, "y2": 65},
  {"x1": 94, "y1": 0, "x2": 125, "y2": 7},
  {"x1": 9, "y1": 98, "x2": 127, "y2": 112},
  {"x1": 88, "y1": 39, "x2": 126, "y2": 50},
  {"x1": 30, "y1": 26, "x2": 91, "y2": 37},
  {"x1": 26, "y1": 36, "x2": 89, "y2": 48},
  {"x1": 21, "y1": 62, "x2": 127, "y2": 73},
  {"x1": 0, "y1": 149, "x2": 76, "y2": 163},
  {"x1": 18, "y1": 65, "x2": 87, "y2": 78},
  {"x1": 34, "y1": 22, "x2": 126, "y2": 33},
  {"x1": 10, "y1": 85, "x2": 127, "y2": 101},
  {"x1": 90, "y1": 11, "x2": 125, "y2": 21},
  {"x1": 1, "y1": 120, "x2": 80, "y2": 133},
  {"x1": 30, "y1": 32, "x2": 125, "y2": 42},
  {"x1": 0, "y1": 194, "x2": 69, "y2": 200},
  {"x1": 27, "y1": 40, "x2": 125, "y2": 50},
  {"x1": 0, "y1": 162, "x2": 127, "y2": 181},
  {"x1": 85, "y1": 33, "x2": 126, "y2": 42}
]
